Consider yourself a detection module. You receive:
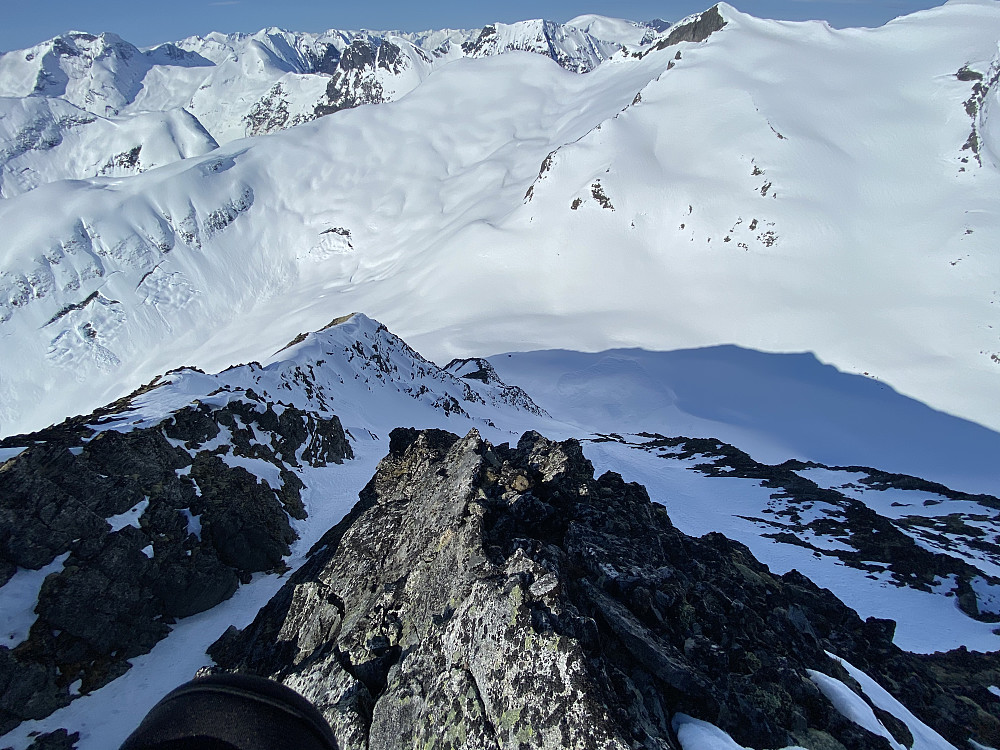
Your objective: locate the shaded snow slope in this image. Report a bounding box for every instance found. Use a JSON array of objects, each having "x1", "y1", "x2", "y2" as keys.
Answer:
[
  {"x1": 487, "y1": 345, "x2": 1000, "y2": 497},
  {"x1": 0, "y1": 2, "x2": 998, "y2": 445}
]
